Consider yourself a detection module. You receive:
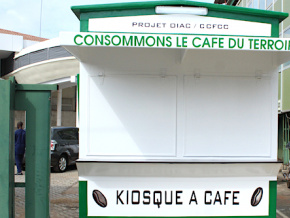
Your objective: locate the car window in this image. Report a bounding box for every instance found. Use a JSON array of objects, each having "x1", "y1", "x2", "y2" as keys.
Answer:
[
  {"x1": 57, "y1": 129, "x2": 78, "y2": 140},
  {"x1": 76, "y1": 128, "x2": 79, "y2": 140},
  {"x1": 51, "y1": 129, "x2": 61, "y2": 140}
]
